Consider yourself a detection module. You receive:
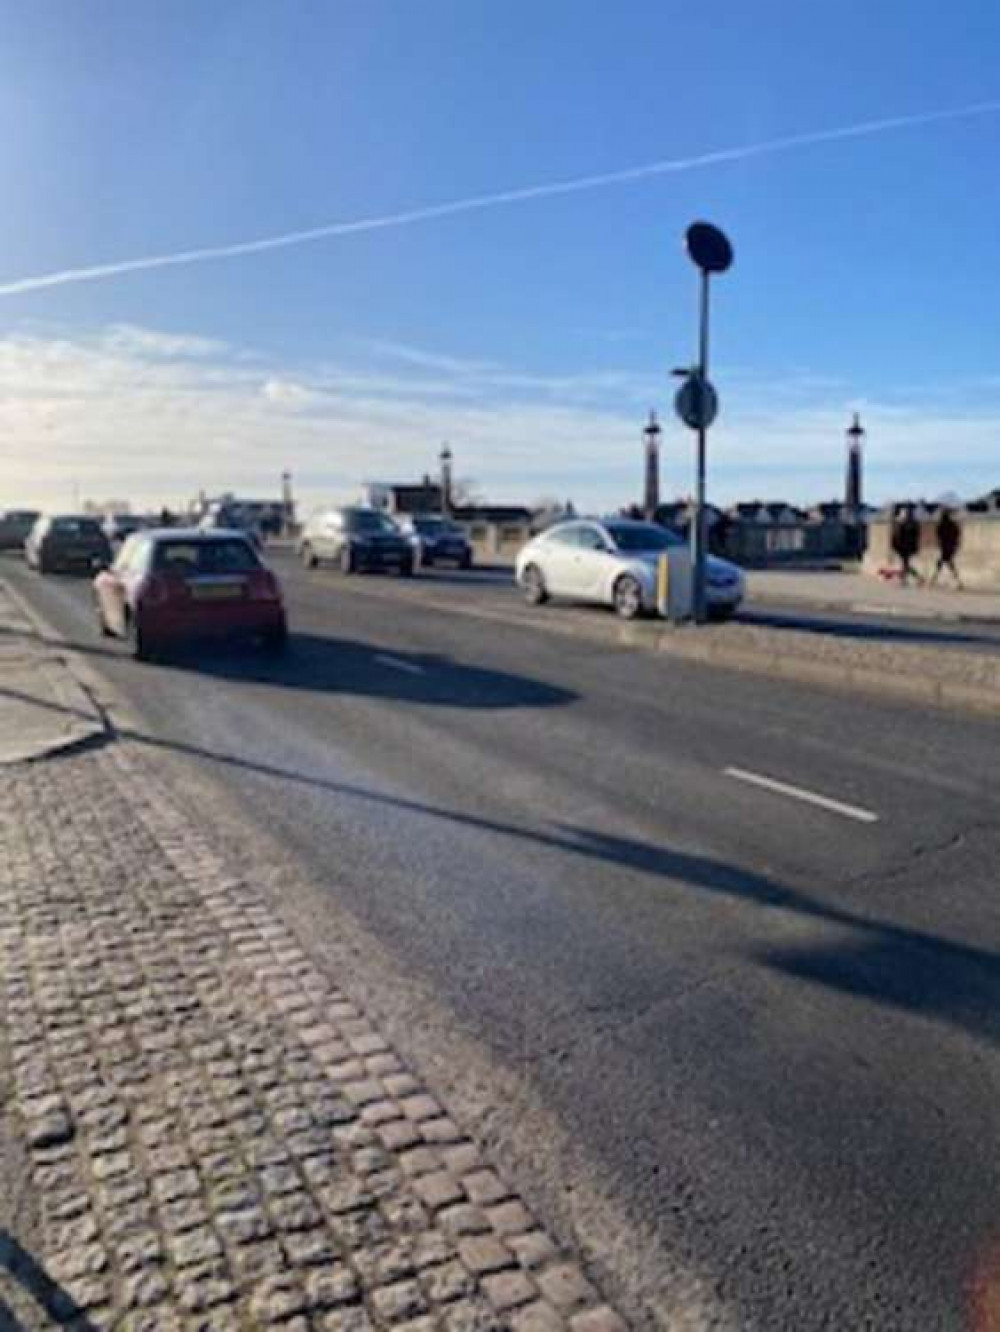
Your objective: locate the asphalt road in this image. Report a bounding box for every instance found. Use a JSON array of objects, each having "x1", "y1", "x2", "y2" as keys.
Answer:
[{"x1": 8, "y1": 549, "x2": 1000, "y2": 1330}]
